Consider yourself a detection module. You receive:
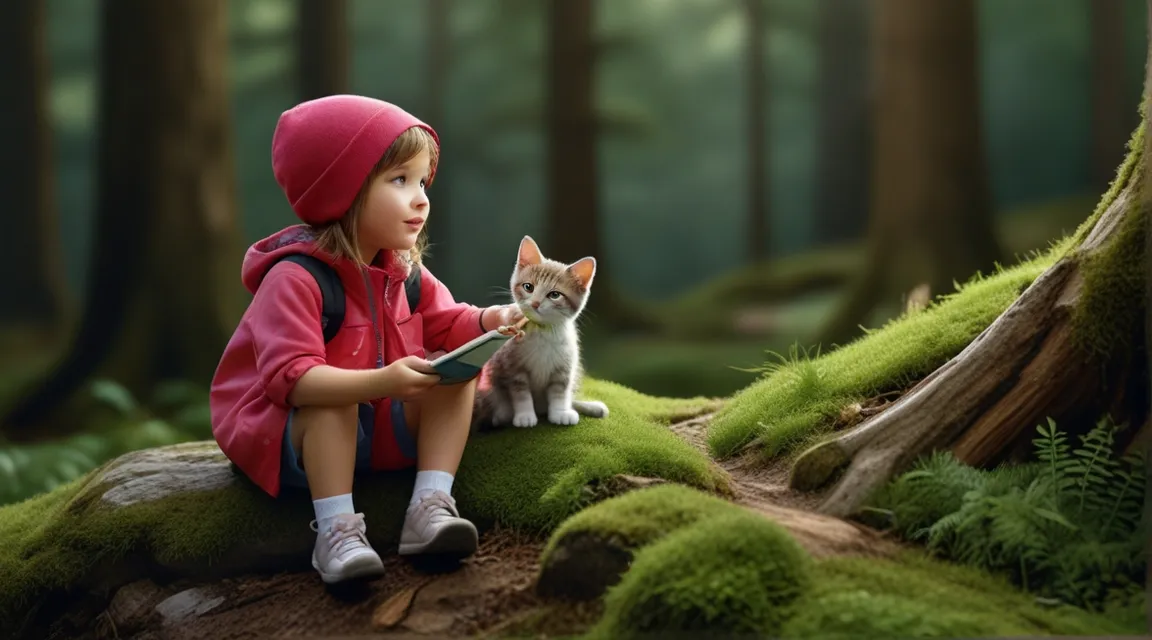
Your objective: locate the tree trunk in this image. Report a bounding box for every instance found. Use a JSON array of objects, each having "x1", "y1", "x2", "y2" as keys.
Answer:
[
  {"x1": 1090, "y1": 0, "x2": 1130, "y2": 194},
  {"x1": 423, "y1": 0, "x2": 452, "y2": 276},
  {"x1": 0, "y1": 0, "x2": 68, "y2": 334},
  {"x1": 3, "y1": 0, "x2": 243, "y2": 438},
  {"x1": 1142, "y1": 4, "x2": 1152, "y2": 633},
  {"x1": 812, "y1": 0, "x2": 870, "y2": 246},
  {"x1": 817, "y1": 0, "x2": 1002, "y2": 348},
  {"x1": 544, "y1": 0, "x2": 643, "y2": 328},
  {"x1": 744, "y1": 0, "x2": 769, "y2": 263},
  {"x1": 544, "y1": 0, "x2": 600, "y2": 266},
  {"x1": 297, "y1": 0, "x2": 348, "y2": 100},
  {"x1": 791, "y1": 140, "x2": 1147, "y2": 518}
]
